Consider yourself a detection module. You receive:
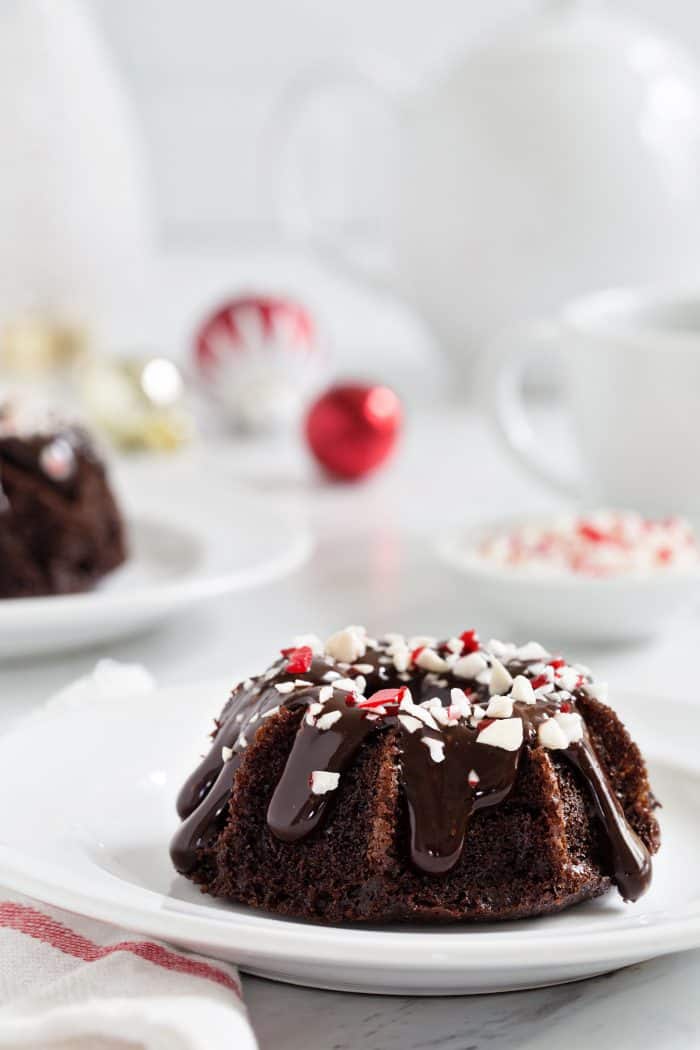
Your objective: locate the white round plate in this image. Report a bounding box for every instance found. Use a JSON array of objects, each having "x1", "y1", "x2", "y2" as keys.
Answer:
[
  {"x1": 437, "y1": 518, "x2": 700, "y2": 644},
  {"x1": 0, "y1": 479, "x2": 311, "y2": 658},
  {"x1": 0, "y1": 677, "x2": 697, "y2": 995}
]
